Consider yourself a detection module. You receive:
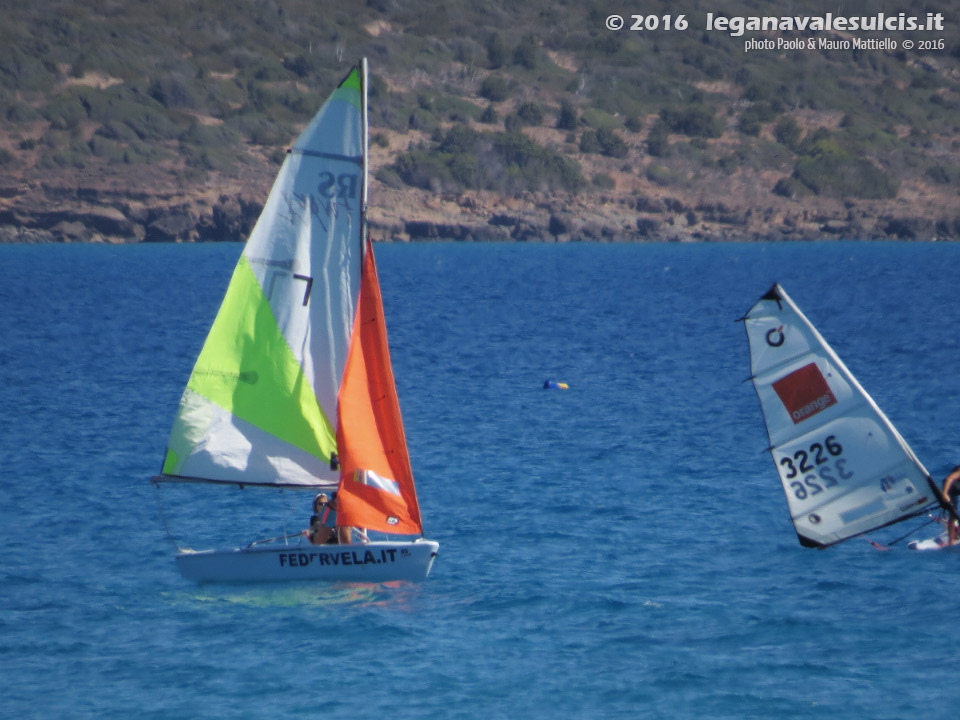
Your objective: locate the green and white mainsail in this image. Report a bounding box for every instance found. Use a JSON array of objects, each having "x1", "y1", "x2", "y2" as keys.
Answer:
[{"x1": 159, "y1": 64, "x2": 366, "y2": 488}]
